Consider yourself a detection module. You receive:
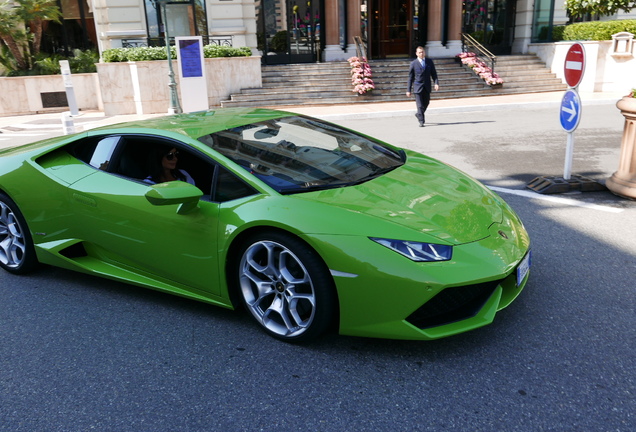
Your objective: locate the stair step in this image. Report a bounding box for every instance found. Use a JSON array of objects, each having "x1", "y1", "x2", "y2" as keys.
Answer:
[{"x1": 220, "y1": 54, "x2": 566, "y2": 108}]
